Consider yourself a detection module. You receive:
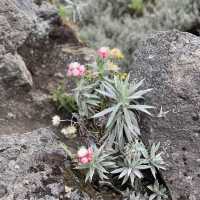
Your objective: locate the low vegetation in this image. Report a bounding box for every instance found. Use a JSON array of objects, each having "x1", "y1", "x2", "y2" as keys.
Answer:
[{"x1": 52, "y1": 47, "x2": 169, "y2": 199}]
